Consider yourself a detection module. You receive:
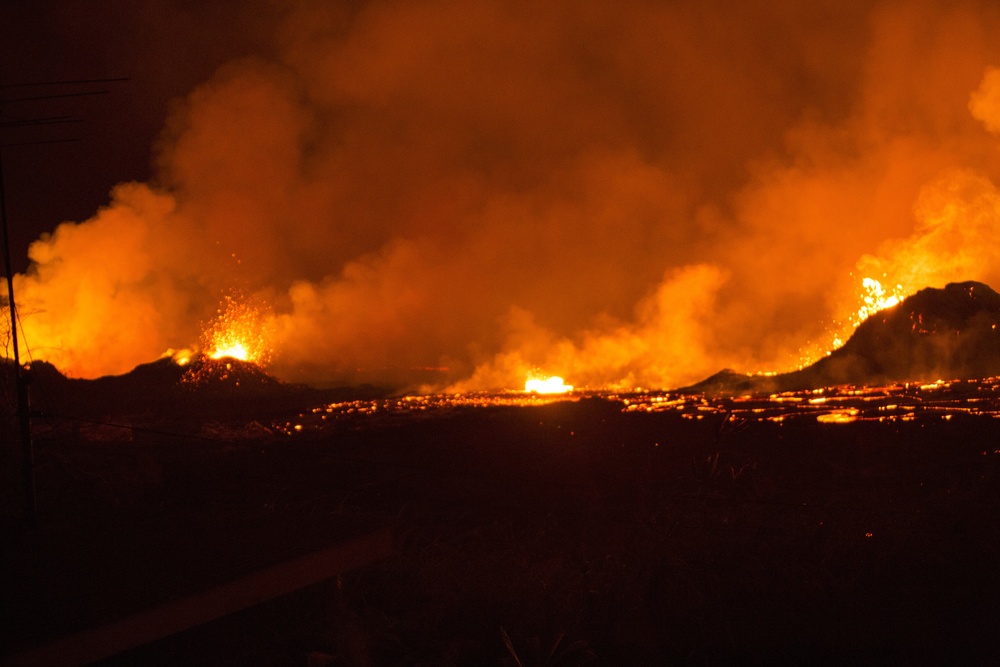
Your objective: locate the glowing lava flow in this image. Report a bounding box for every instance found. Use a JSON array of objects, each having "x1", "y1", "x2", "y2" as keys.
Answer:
[{"x1": 525, "y1": 375, "x2": 573, "y2": 394}]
